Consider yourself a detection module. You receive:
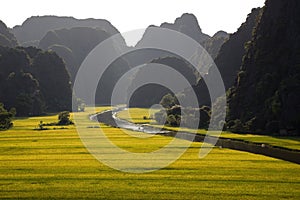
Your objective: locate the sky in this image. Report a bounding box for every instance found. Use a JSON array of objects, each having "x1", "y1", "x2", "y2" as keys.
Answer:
[{"x1": 1, "y1": 0, "x2": 265, "y2": 36}]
